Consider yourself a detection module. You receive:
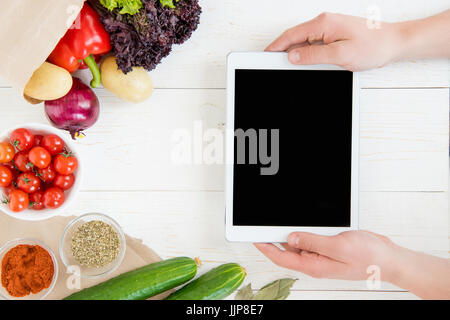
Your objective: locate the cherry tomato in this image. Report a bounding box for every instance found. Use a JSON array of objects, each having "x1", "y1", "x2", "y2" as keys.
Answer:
[
  {"x1": 3, "y1": 183, "x2": 18, "y2": 196},
  {"x1": 37, "y1": 164, "x2": 56, "y2": 183},
  {"x1": 34, "y1": 183, "x2": 43, "y2": 192},
  {"x1": 28, "y1": 147, "x2": 51, "y2": 169},
  {"x1": 17, "y1": 172, "x2": 41, "y2": 194},
  {"x1": 34, "y1": 135, "x2": 44, "y2": 147},
  {"x1": 0, "y1": 165, "x2": 13, "y2": 187},
  {"x1": 53, "y1": 174, "x2": 75, "y2": 190},
  {"x1": 29, "y1": 191, "x2": 45, "y2": 210},
  {"x1": 53, "y1": 152, "x2": 78, "y2": 175},
  {"x1": 0, "y1": 142, "x2": 15, "y2": 163},
  {"x1": 41, "y1": 182, "x2": 53, "y2": 191},
  {"x1": 41, "y1": 134, "x2": 65, "y2": 156},
  {"x1": 2, "y1": 162, "x2": 19, "y2": 180},
  {"x1": 5, "y1": 189, "x2": 29, "y2": 212},
  {"x1": 13, "y1": 151, "x2": 33, "y2": 172},
  {"x1": 10, "y1": 128, "x2": 34, "y2": 152},
  {"x1": 43, "y1": 187, "x2": 65, "y2": 209}
]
